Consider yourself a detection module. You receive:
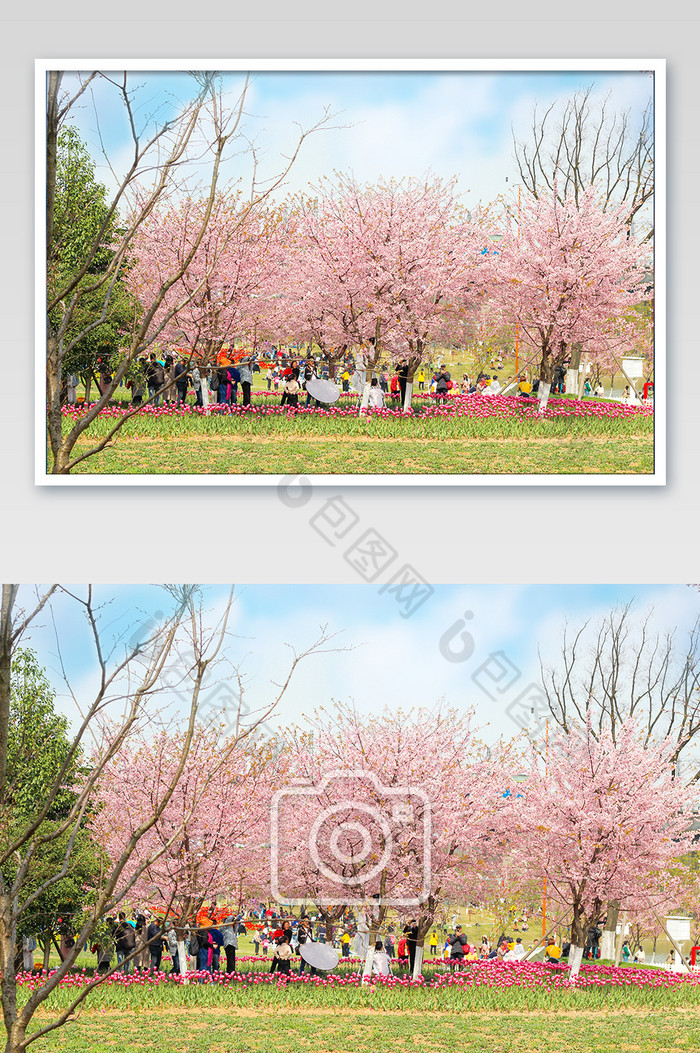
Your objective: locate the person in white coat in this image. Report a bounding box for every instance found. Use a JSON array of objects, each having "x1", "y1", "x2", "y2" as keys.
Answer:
[{"x1": 367, "y1": 378, "x2": 385, "y2": 409}]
